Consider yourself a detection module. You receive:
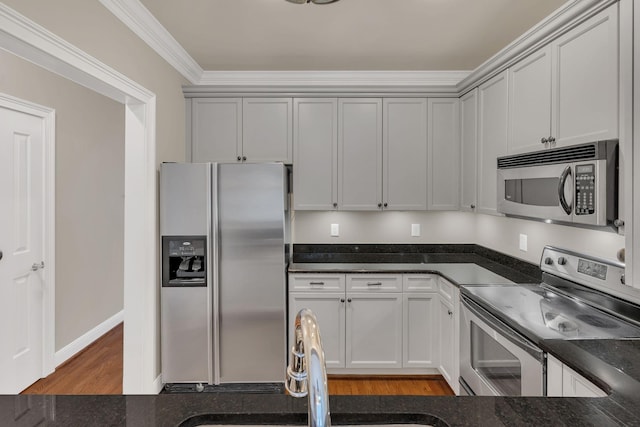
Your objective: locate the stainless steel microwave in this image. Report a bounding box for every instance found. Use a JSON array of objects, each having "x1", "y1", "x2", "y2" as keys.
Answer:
[{"x1": 496, "y1": 140, "x2": 619, "y2": 229}]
